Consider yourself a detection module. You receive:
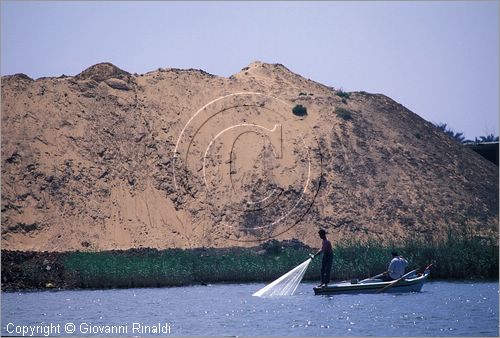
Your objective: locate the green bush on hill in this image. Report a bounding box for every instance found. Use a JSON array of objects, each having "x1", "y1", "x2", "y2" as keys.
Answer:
[
  {"x1": 336, "y1": 90, "x2": 351, "y2": 99},
  {"x1": 335, "y1": 107, "x2": 353, "y2": 120},
  {"x1": 292, "y1": 104, "x2": 307, "y2": 117}
]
